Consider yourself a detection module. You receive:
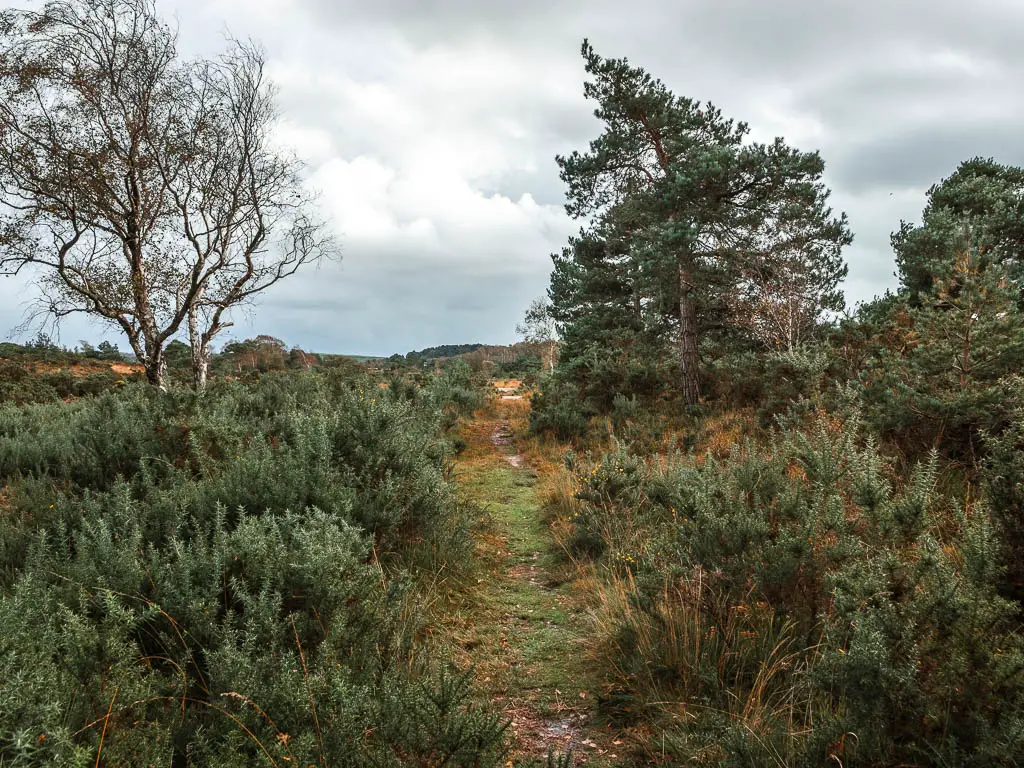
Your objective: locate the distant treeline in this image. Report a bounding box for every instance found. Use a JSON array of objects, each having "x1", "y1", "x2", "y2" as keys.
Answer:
[
  {"x1": 0, "y1": 335, "x2": 125, "y2": 363},
  {"x1": 394, "y1": 343, "x2": 484, "y2": 363}
]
